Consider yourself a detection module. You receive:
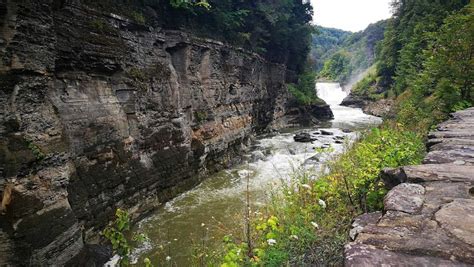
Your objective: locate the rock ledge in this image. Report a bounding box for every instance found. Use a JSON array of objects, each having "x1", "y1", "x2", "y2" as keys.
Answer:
[{"x1": 345, "y1": 108, "x2": 474, "y2": 266}]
